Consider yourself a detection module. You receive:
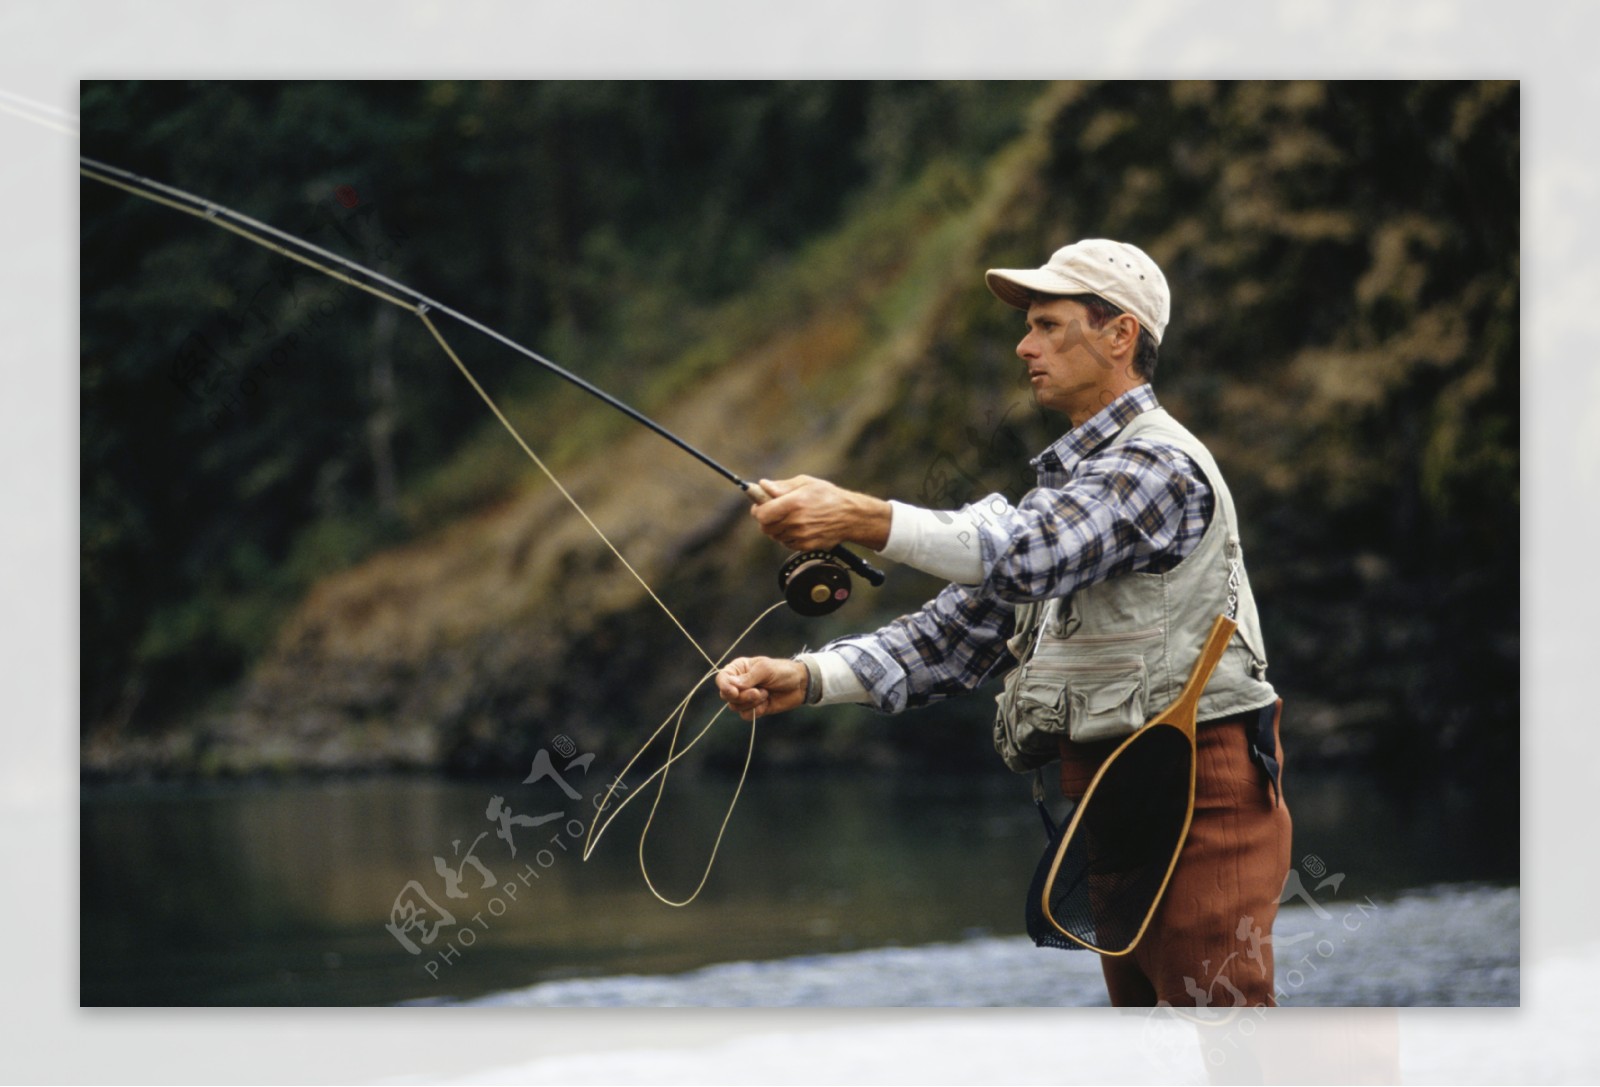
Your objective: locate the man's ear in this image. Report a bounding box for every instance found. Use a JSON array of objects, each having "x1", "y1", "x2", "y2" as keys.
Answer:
[{"x1": 1107, "y1": 313, "x2": 1140, "y2": 355}]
